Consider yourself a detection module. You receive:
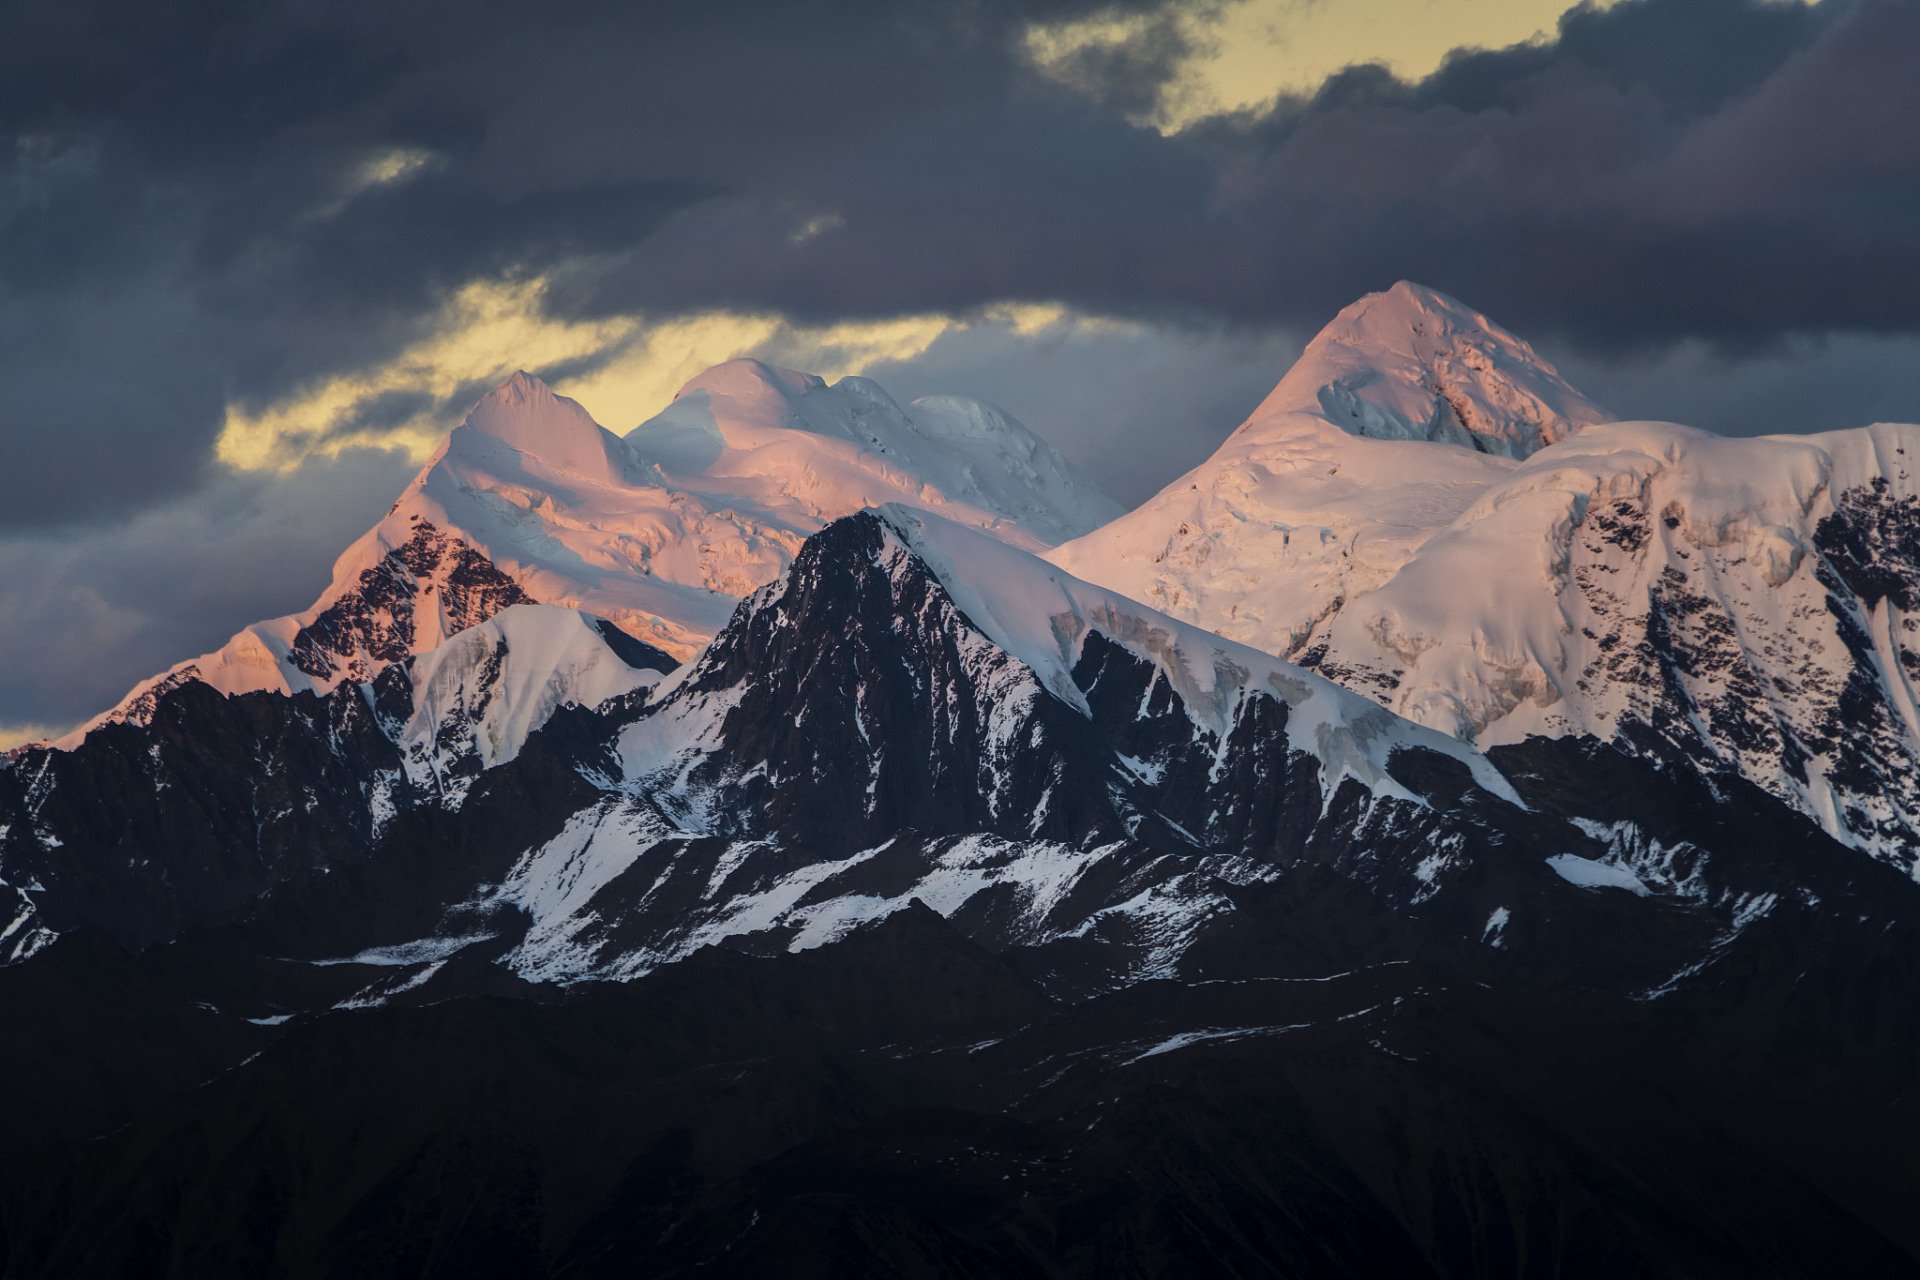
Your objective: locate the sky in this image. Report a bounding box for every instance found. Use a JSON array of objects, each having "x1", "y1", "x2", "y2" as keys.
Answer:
[{"x1": 4, "y1": 0, "x2": 1919, "y2": 740}]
